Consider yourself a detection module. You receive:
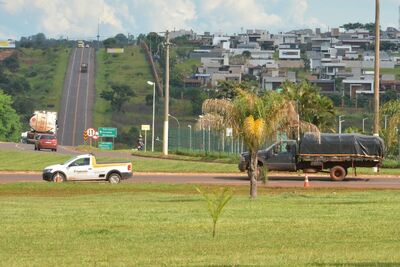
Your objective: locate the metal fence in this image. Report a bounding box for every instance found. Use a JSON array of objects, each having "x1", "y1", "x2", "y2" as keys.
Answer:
[{"x1": 167, "y1": 127, "x2": 270, "y2": 155}]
